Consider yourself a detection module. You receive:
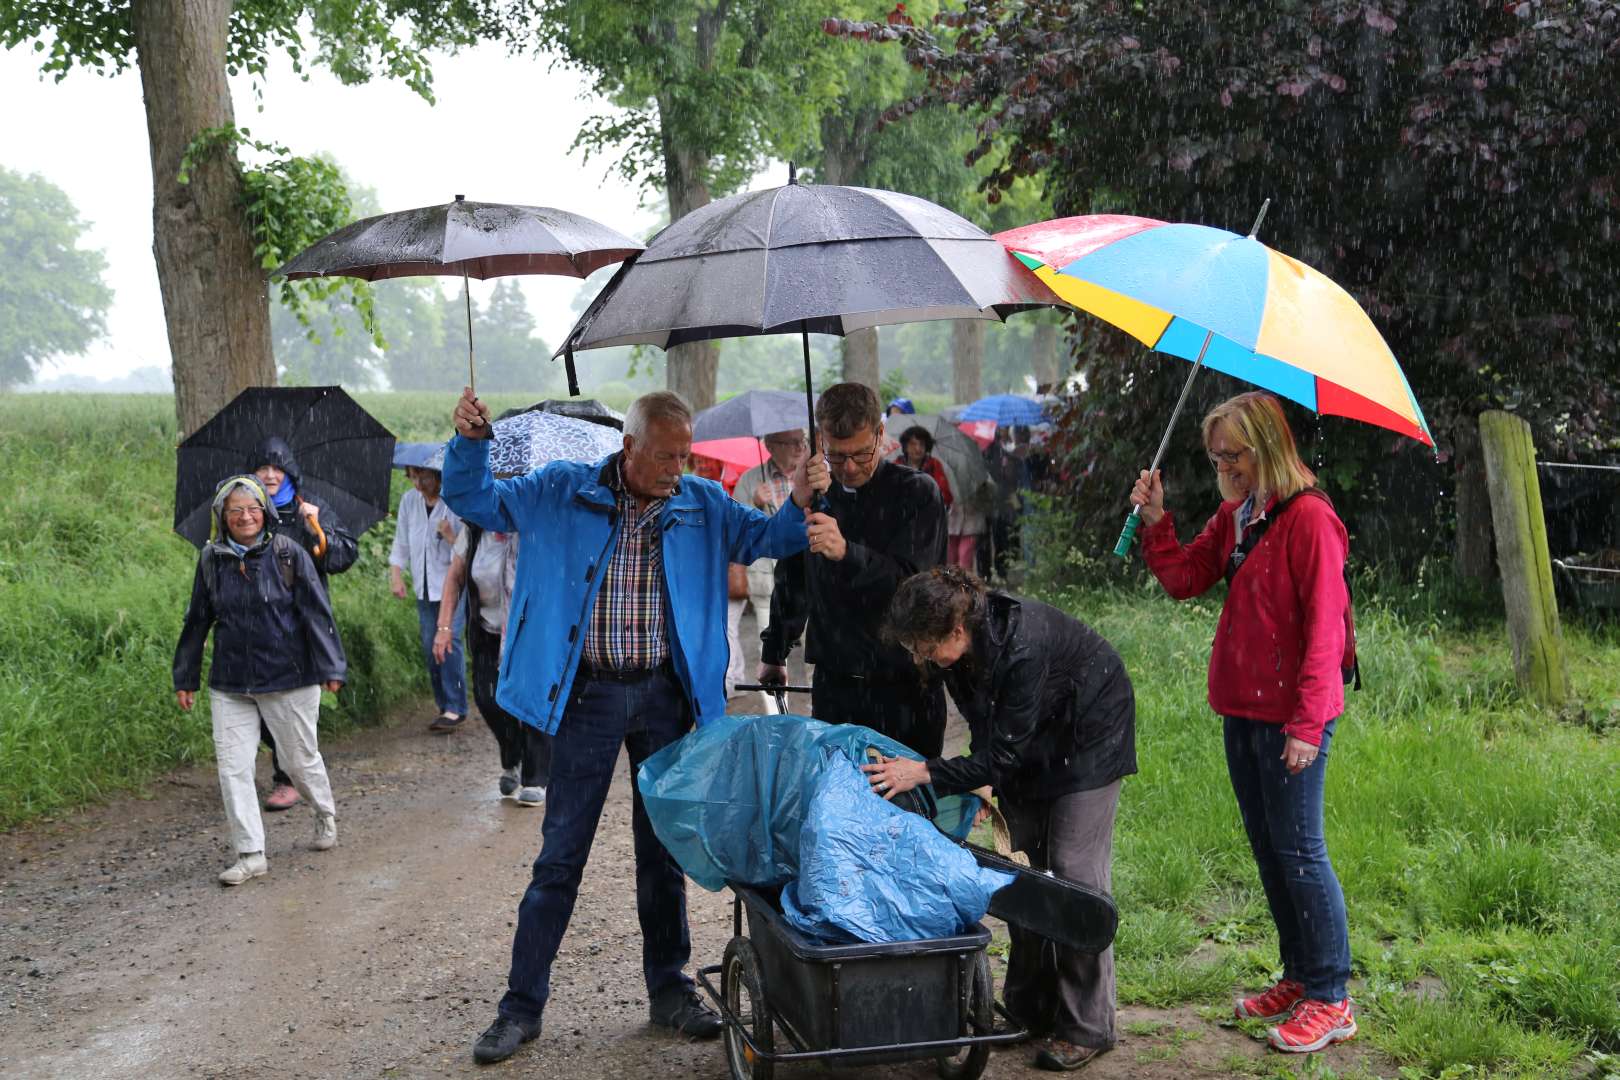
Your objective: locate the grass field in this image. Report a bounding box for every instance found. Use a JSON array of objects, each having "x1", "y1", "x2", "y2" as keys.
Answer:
[{"x1": 1020, "y1": 555, "x2": 1620, "y2": 1077}]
